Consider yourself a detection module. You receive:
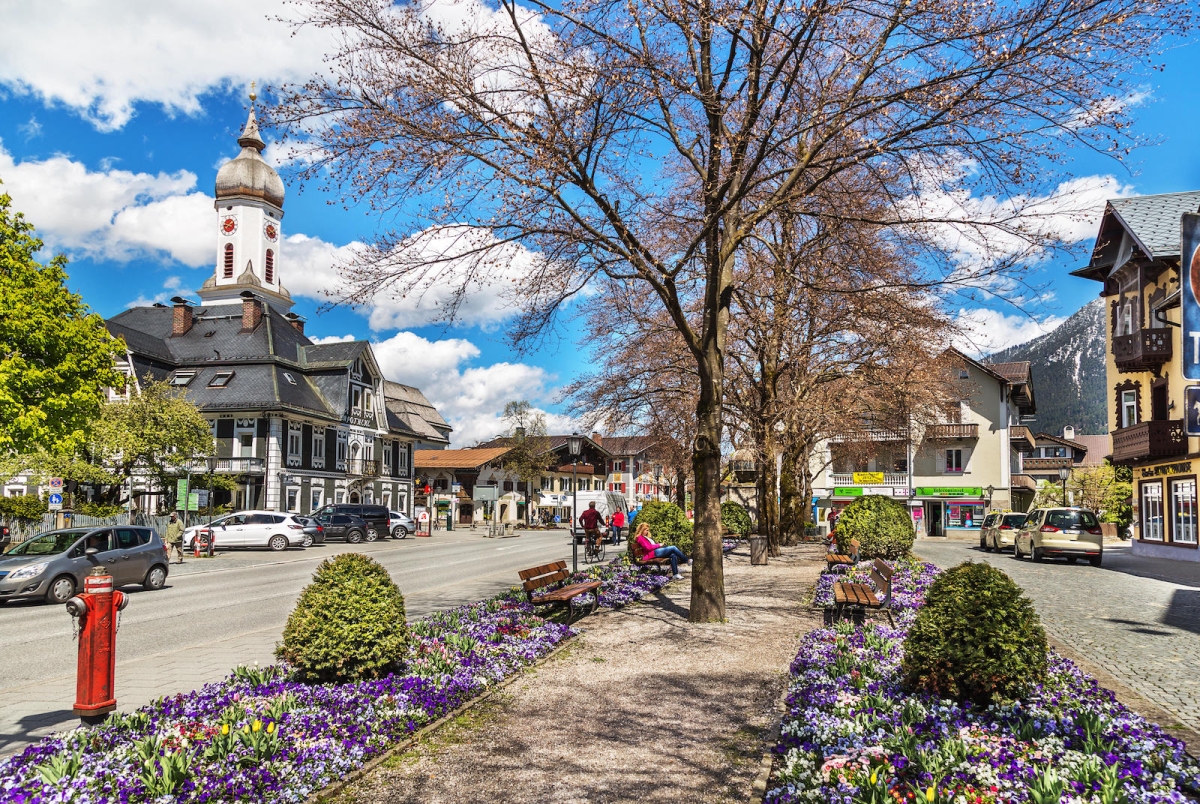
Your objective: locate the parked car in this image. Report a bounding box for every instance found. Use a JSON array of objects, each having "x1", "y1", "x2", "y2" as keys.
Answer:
[
  {"x1": 292, "y1": 516, "x2": 326, "y2": 547},
  {"x1": 982, "y1": 512, "x2": 1027, "y2": 552},
  {"x1": 182, "y1": 511, "x2": 307, "y2": 552},
  {"x1": 1013, "y1": 507, "x2": 1103, "y2": 566},
  {"x1": 312, "y1": 504, "x2": 390, "y2": 541},
  {"x1": 312, "y1": 513, "x2": 370, "y2": 543},
  {"x1": 0, "y1": 526, "x2": 169, "y2": 604},
  {"x1": 388, "y1": 510, "x2": 415, "y2": 539}
]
